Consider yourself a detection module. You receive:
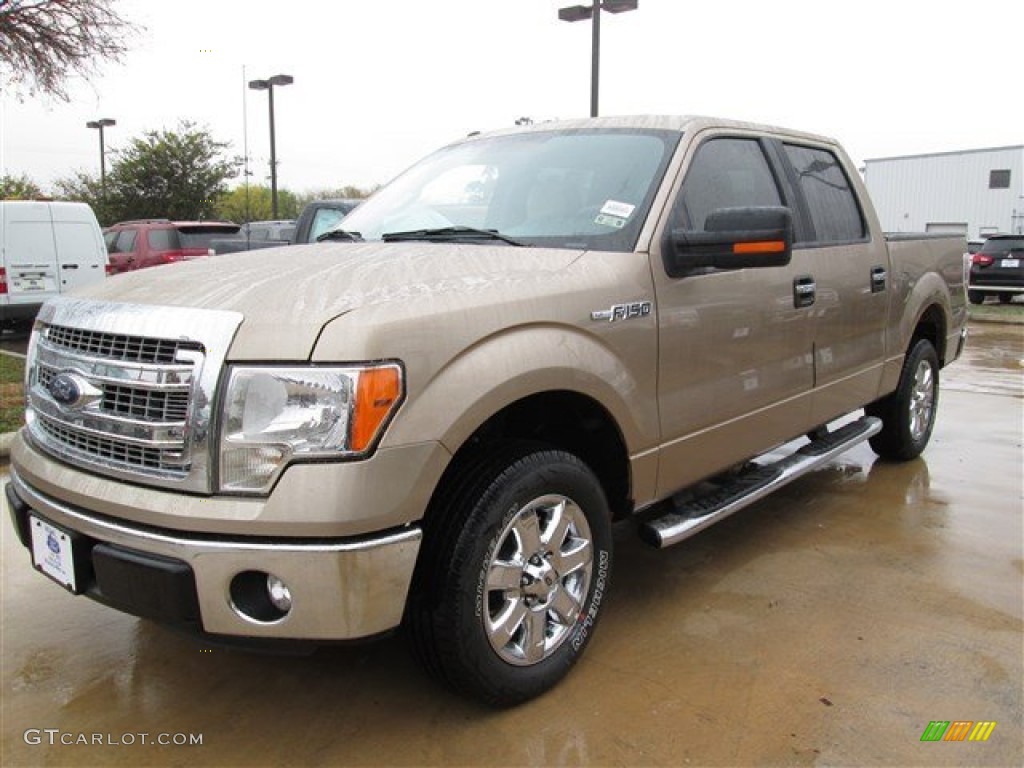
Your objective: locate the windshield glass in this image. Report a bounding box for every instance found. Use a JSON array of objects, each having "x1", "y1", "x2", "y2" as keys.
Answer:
[{"x1": 339, "y1": 129, "x2": 680, "y2": 252}]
